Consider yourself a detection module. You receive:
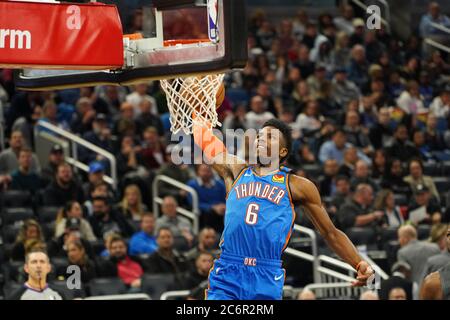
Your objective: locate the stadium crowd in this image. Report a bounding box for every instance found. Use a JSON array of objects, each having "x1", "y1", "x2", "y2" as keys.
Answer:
[{"x1": 0, "y1": 1, "x2": 450, "y2": 300}]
